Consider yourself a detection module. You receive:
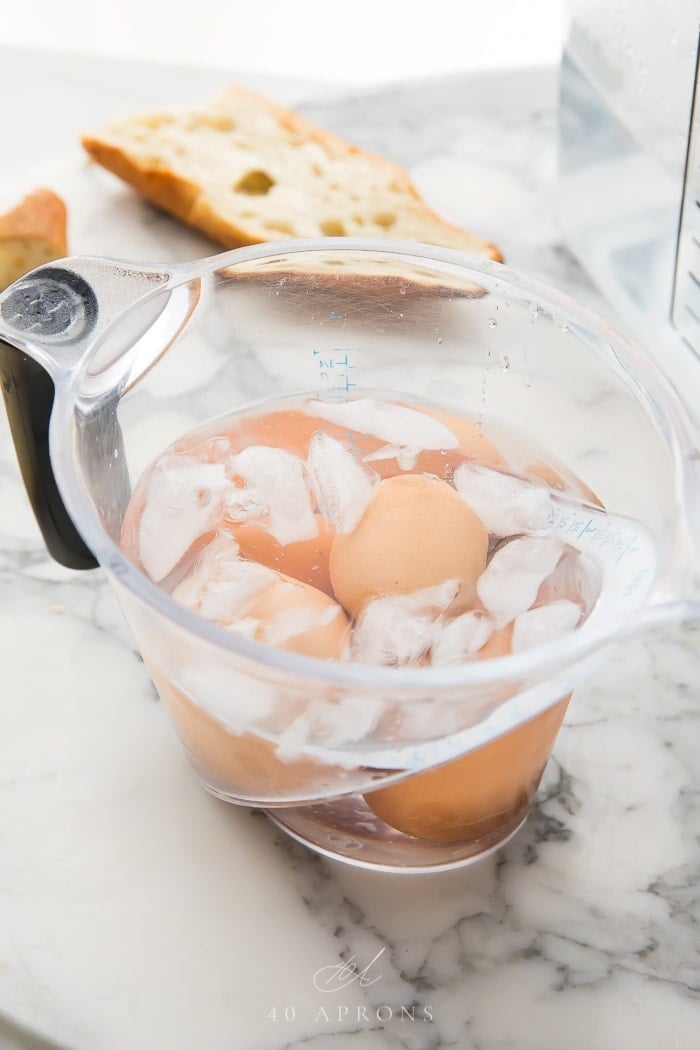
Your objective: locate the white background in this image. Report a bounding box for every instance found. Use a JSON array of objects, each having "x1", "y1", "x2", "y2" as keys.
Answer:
[{"x1": 2, "y1": 0, "x2": 565, "y2": 83}]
